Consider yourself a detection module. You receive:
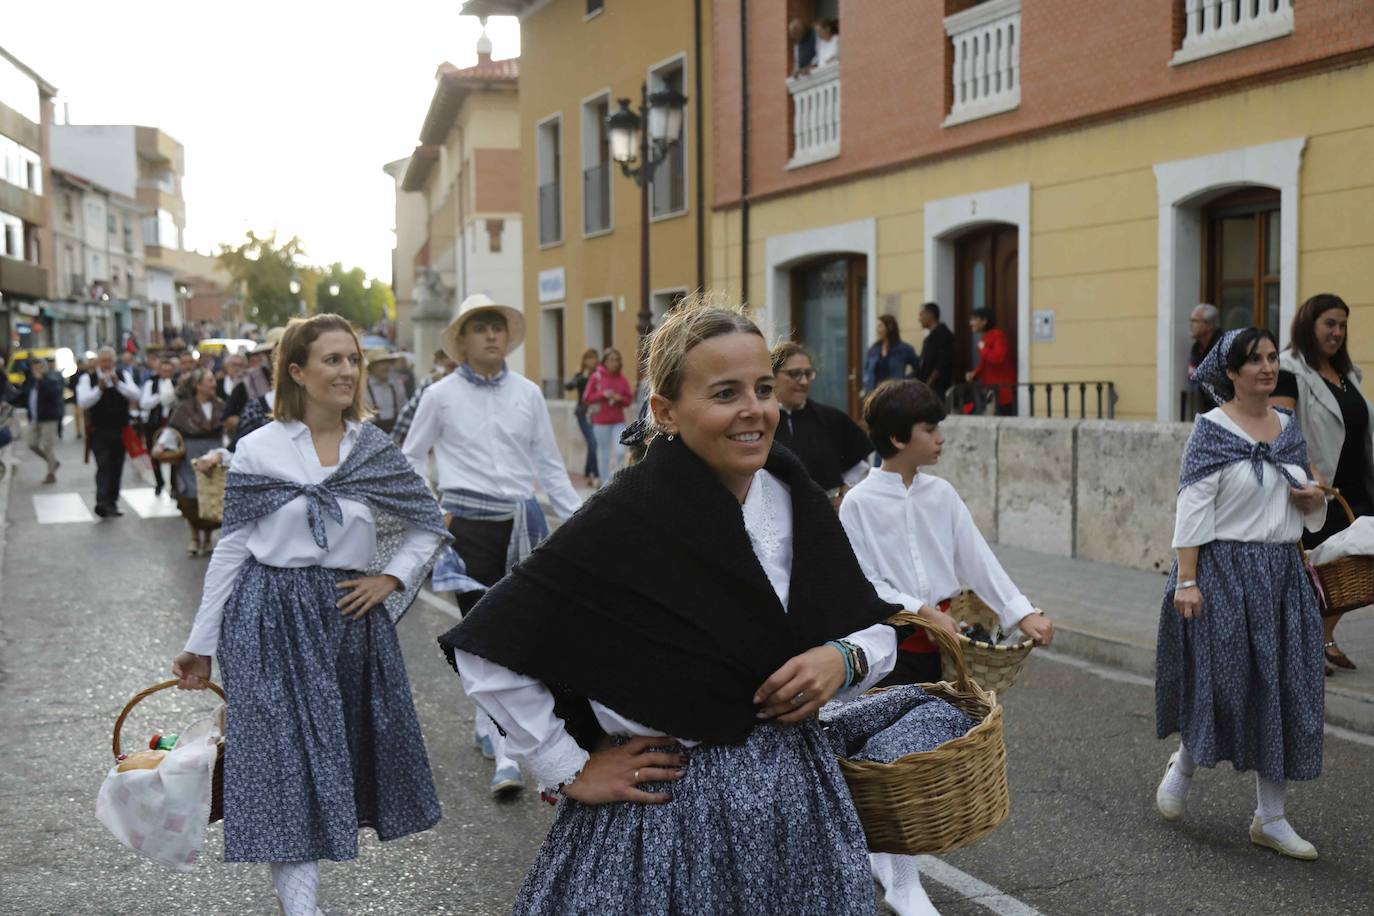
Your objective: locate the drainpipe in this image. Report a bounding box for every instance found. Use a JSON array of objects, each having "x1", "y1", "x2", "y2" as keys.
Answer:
[
  {"x1": 694, "y1": 0, "x2": 705, "y2": 292},
  {"x1": 739, "y1": 0, "x2": 750, "y2": 305}
]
